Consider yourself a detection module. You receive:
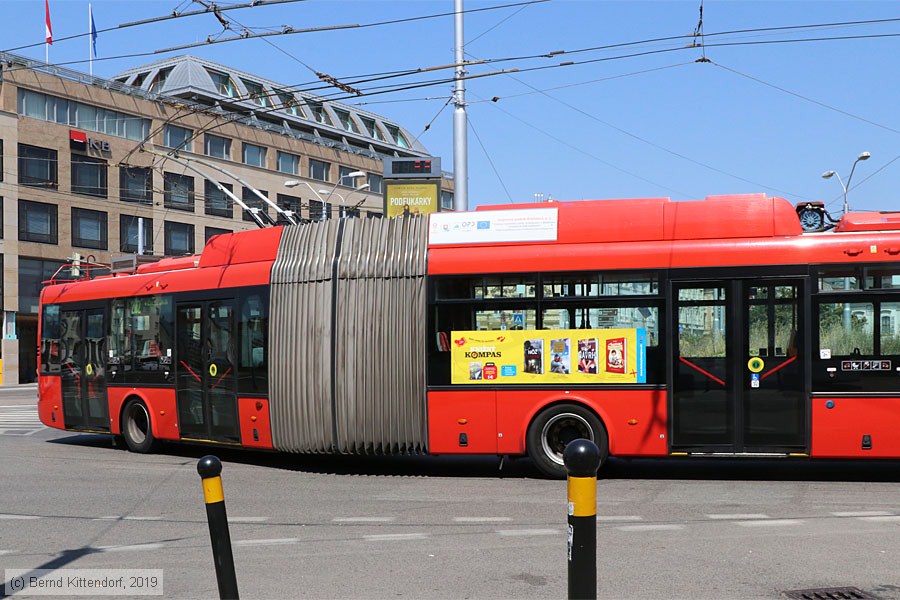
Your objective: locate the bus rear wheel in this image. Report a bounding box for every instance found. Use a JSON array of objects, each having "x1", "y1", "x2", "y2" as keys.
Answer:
[
  {"x1": 526, "y1": 403, "x2": 608, "y2": 479},
  {"x1": 122, "y1": 399, "x2": 157, "y2": 454}
]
